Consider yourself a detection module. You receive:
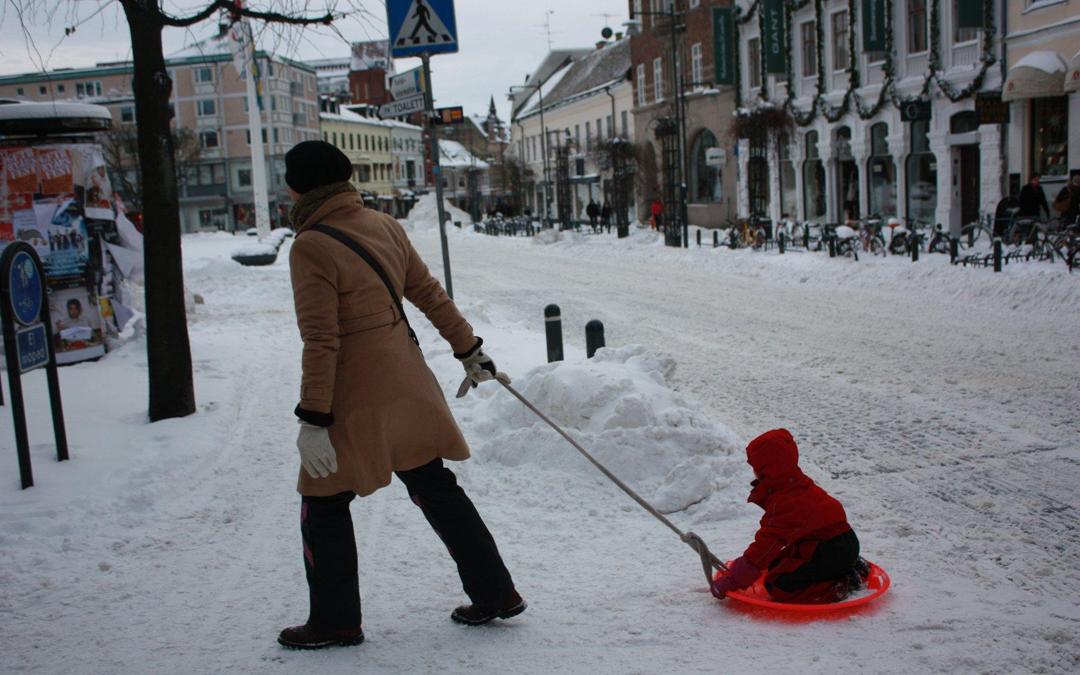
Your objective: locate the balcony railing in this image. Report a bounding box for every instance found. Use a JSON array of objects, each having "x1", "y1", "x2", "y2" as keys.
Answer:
[{"x1": 952, "y1": 42, "x2": 980, "y2": 69}]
